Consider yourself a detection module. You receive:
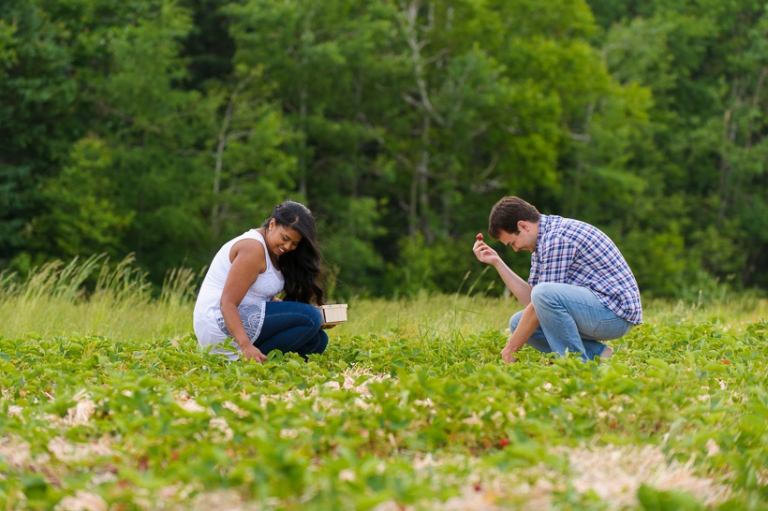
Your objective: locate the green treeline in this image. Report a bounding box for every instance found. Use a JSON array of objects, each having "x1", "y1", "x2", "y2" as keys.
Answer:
[{"x1": 1, "y1": 0, "x2": 767, "y2": 299}]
